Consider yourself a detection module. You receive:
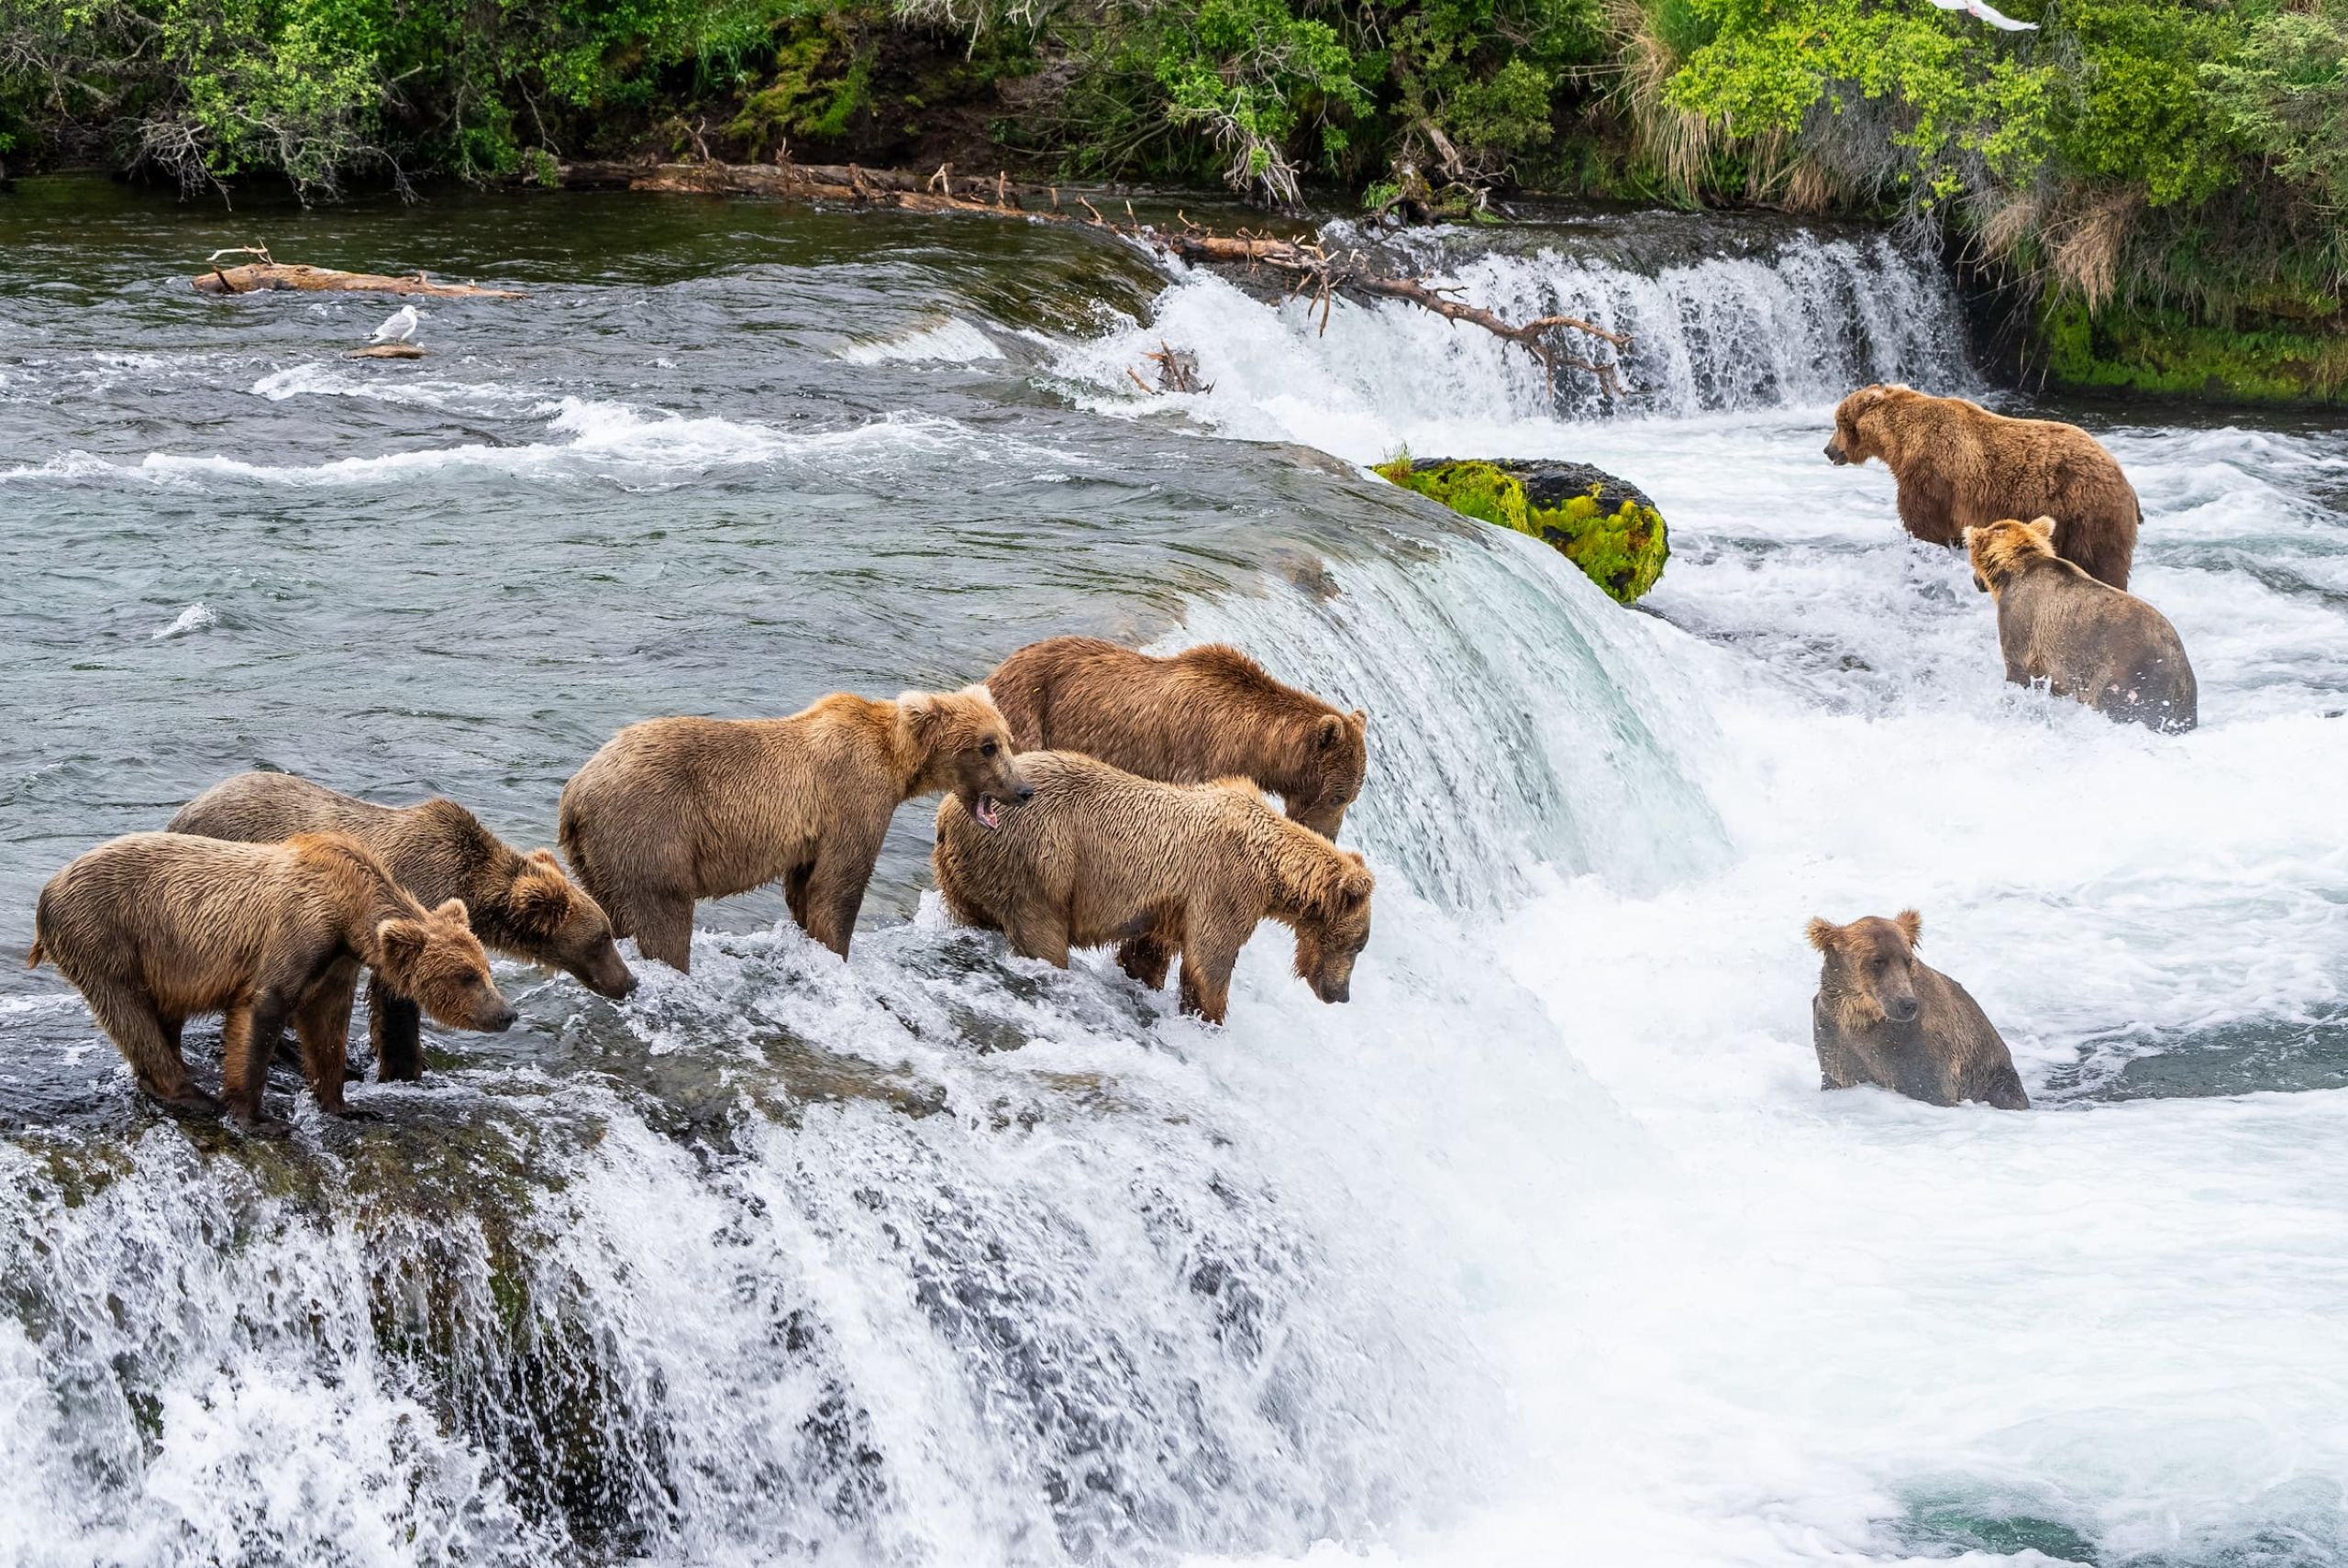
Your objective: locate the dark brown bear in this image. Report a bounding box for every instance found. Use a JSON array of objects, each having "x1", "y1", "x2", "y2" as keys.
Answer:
[
  {"x1": 932, "y1": 750, "x2": 1373, "y2": 1025},
  {"x1": 1825, "y1": 383, "x2": 2142, "y2": 590},
  {"x1": 31, "y1": 832, "x2": 514, "y2": 1124},
  {"x1": 170, "y1": 771, "x2": 635, "y2": 1080},
  {"x1": 985, "y1": 637, "x2": 1368, "y2": 839},
  {"x1": 559, "y1": 686, "x2": 1026, "y2": 971},
  {"x1": 1966, "y1": 516, "x2": 2198, "y2": 734},
  {"x1": 1805, "y1": 911, "x2": 2028, "y2": 1110}
]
